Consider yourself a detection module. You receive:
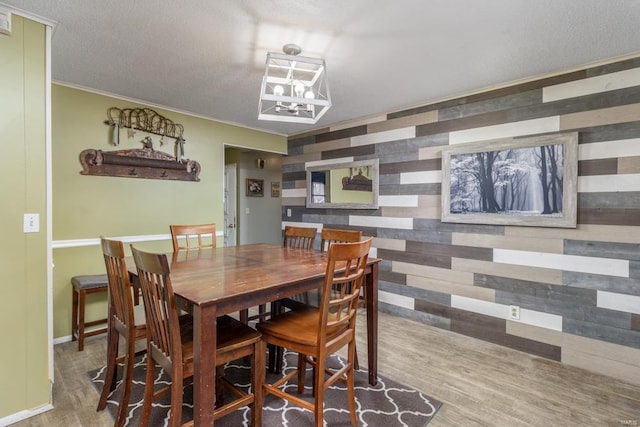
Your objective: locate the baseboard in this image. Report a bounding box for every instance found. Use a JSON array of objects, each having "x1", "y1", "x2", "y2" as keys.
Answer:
[
  {"x1": 53, "y1": 335, "x2": 72, "y2": 345},
  {"x1": 0, "y1": 403, "x2": 53, "y2": 427}
]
